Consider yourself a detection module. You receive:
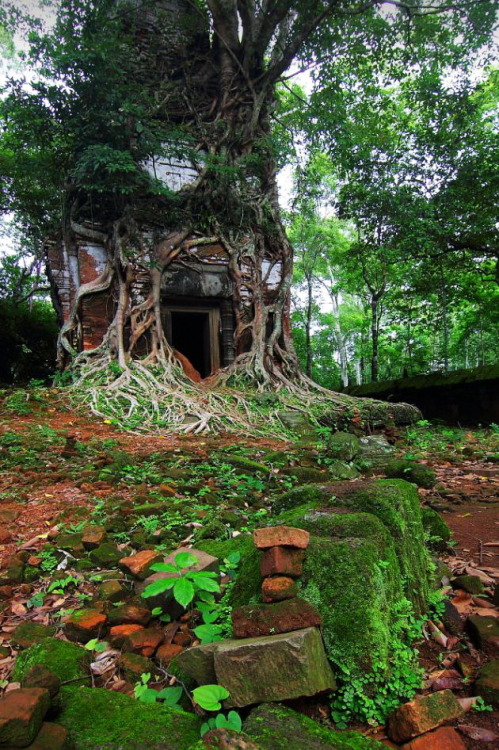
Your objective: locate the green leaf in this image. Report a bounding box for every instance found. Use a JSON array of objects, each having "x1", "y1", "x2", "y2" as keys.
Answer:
[
  {"x1": 141, "y1": 577, "x2": 176, "y2": 598},
  {"x1": 150, "y1": 563, "x2": 177, "y2": 573},
  {"x1": 193, "y1": 684, "x2": 230, "y2": 711},
  {"x1": 174, "y1": 552, "x2": 198, "y2": 569},
  {"x1": 84, "y1": 638, "x2": 99, "y2": 651},
  {"x1": 192, "y1": 576, "x2": 220, "y2": 593},
  {"x1": 227, "y1": 711, "x2": 242, "y2": 732},
  {"x1": 156, "y1": 686, "x2": 183, "y2": 705},
  {"x1": 173, "y1": 577, "x2": 195, "y2": 608},
  {"x1": 193, "y1": 624, "x2": 223, "y2": 644}
]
